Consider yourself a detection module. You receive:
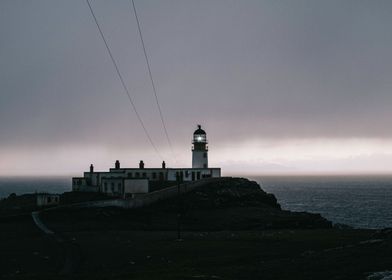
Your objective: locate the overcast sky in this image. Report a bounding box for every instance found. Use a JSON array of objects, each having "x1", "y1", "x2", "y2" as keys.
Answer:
[{"x1": 1, "y1": 0, "x2": 392, "y2": 175}]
